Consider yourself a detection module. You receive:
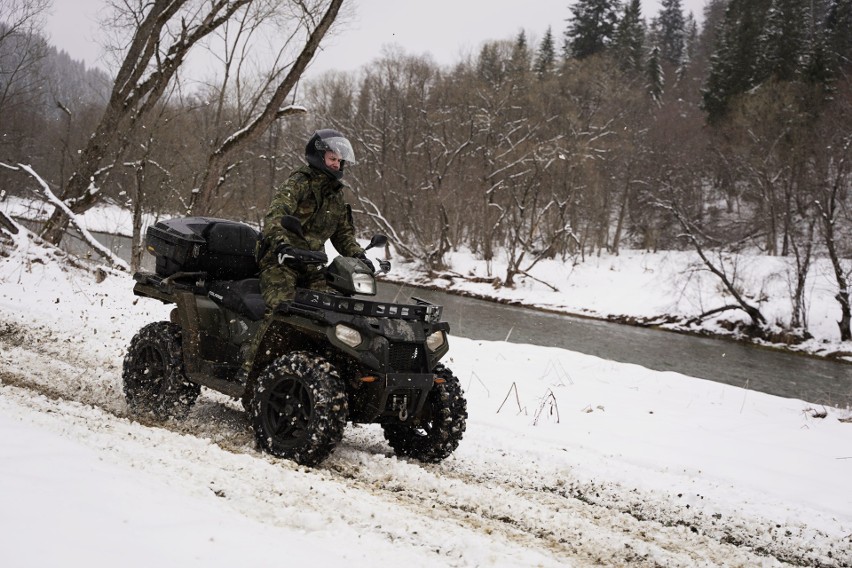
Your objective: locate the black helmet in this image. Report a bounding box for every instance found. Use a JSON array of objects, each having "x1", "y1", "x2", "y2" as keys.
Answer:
[{"x1": 305, "y1": 129, "x2": 356, "y2": 180}]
